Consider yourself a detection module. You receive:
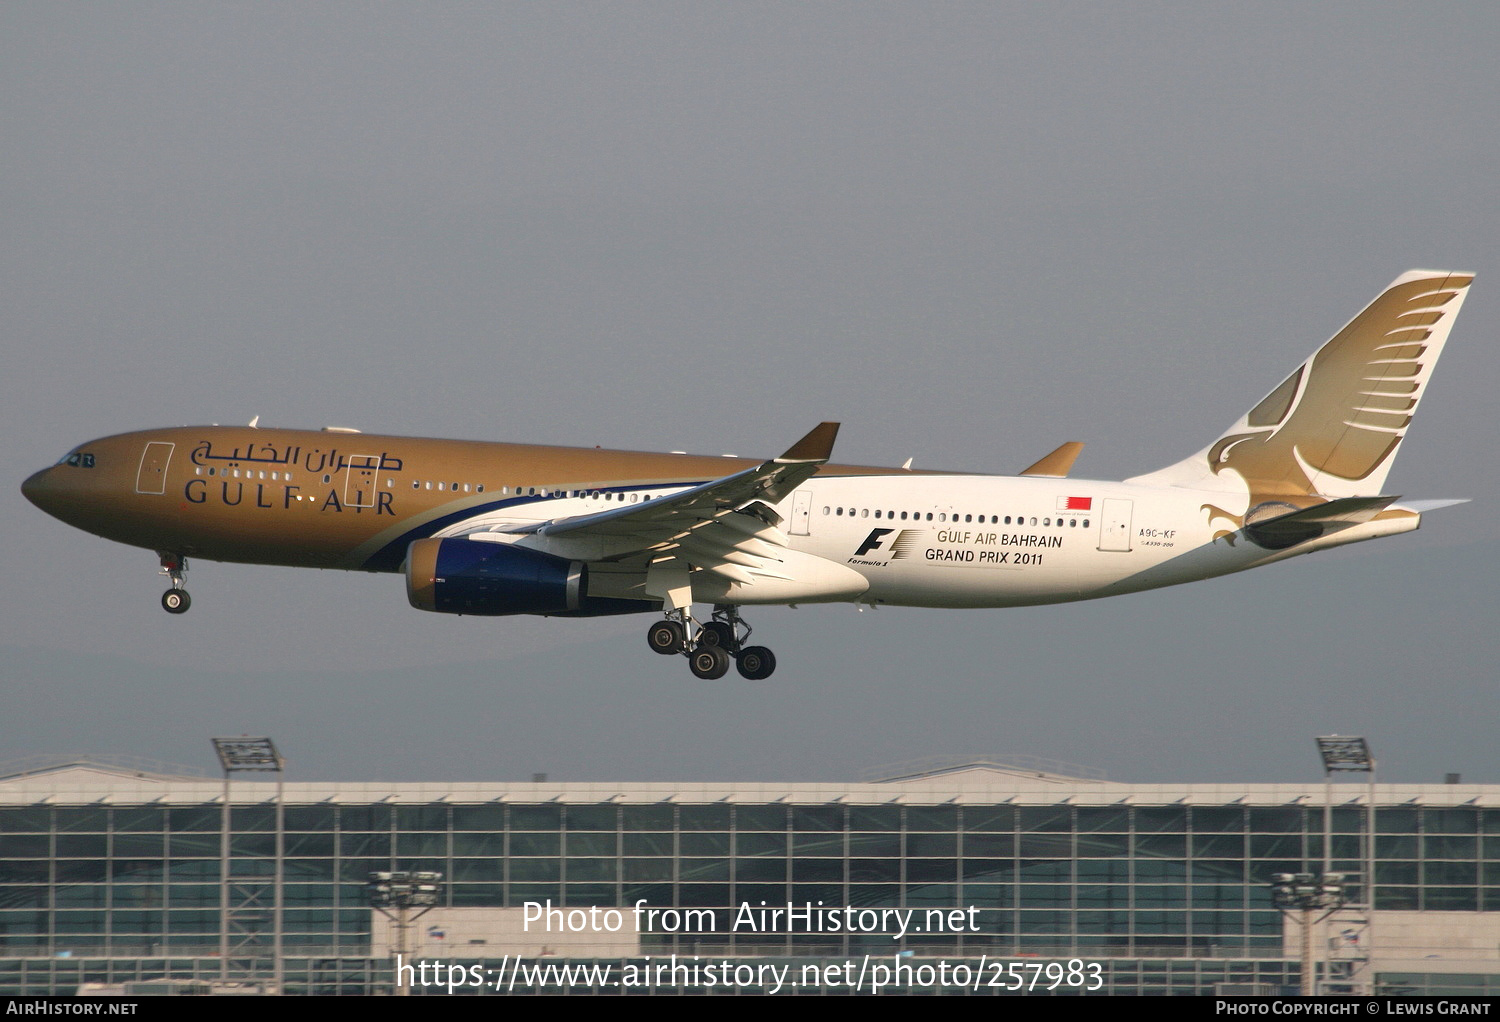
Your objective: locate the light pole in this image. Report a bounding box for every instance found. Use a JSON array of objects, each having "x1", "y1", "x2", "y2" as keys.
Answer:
[
  {"x1": 211, "y1": 737, "x2": 285, "y2": 994},
  {"x1": 1271, "y1": 872, "x2": 1347, "y2": 995},
  {"x1": 1315, "y1": 735, "x2": 1376, "y2": 993},
  {"x1": 368, "y1": 871, "x2": 443, "y2": 996}
]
